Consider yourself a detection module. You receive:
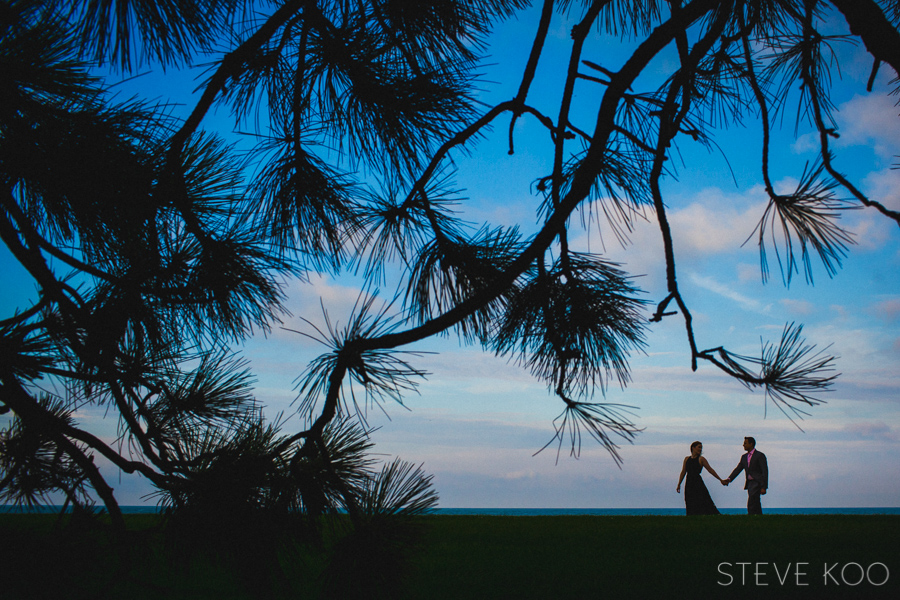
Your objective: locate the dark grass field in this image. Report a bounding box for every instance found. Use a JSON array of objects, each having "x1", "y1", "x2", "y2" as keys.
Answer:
[
  {"x1": 410, "y1": 514, "x2": 898, "y2": 599},
  {"x1": 1, "y1": 513, "x2": 896, "y2": 599}
]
